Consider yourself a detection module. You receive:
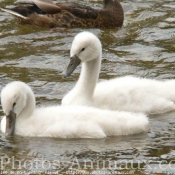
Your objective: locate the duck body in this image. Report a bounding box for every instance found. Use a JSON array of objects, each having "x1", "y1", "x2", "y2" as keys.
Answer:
[
  {"x1": 0, "y1": 0, "x2": 124, "y2": 28},
  {"x1": 62, "y1": 32, "x2": 175, "y2": 115},
  {"x1": 1, "y1": 81, "x2": 149, "y2": 138}
]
